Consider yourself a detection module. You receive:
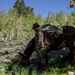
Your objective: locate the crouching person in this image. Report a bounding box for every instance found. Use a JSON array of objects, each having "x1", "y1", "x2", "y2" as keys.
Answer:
[{"x1": 32, "y1": 23, "x2": 48, "y2": 69}]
